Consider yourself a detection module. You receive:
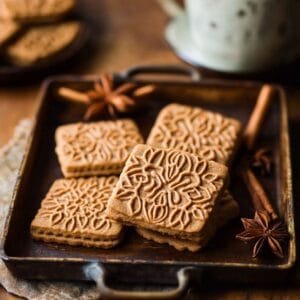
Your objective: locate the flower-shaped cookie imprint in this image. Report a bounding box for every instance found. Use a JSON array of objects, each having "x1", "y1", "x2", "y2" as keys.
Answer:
[
  {"x1": 115, "y1": 146, "x2": 225, "y2": 232},
  {"x1": 57, "y1": 120, "x2": 143, "y2": 165},
  {"x1": 37, "y1": 177, "x2": 119, "y2": 235},
  {"x1": 147, "y1": 104, "x2": 241, "y2": 164}
]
